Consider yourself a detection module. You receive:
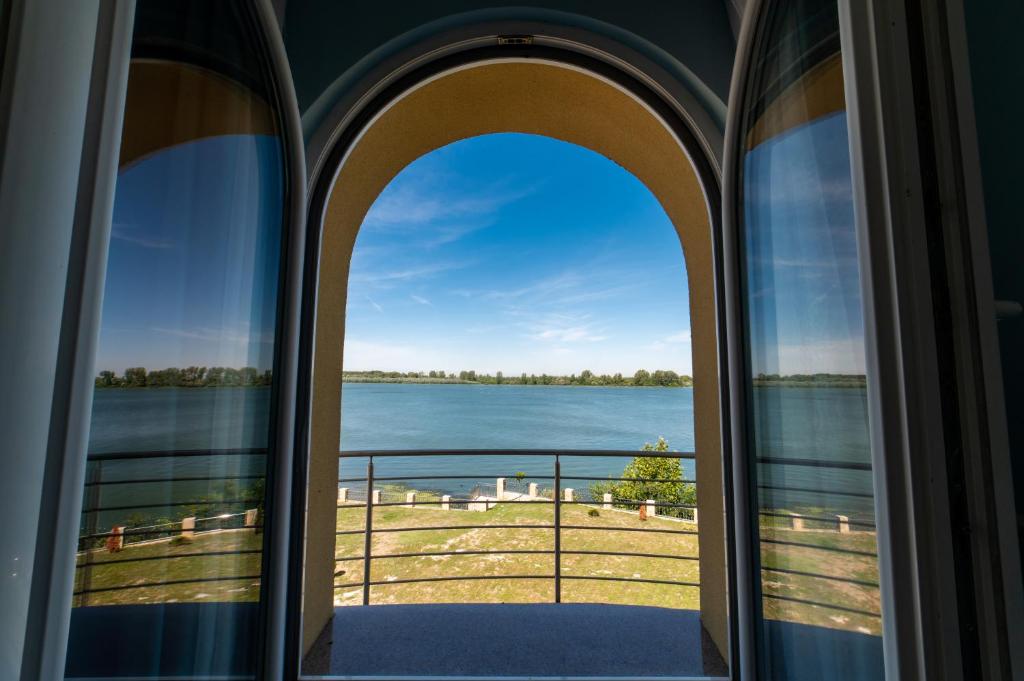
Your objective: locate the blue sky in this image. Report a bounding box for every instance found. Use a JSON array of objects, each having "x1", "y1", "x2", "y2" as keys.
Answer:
[
  {"x1": 743, "y1": 111, "x2": 866, "y2": 375},
  {"x1": 343, "y1": 133, "x2": 693, "y2": 376},
  {"x1": 96, "y1": 134, "x2": 282, "y2": 373},
  {"x1": 93, "y1": 123, "x2": 865, "y2": 378}
]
